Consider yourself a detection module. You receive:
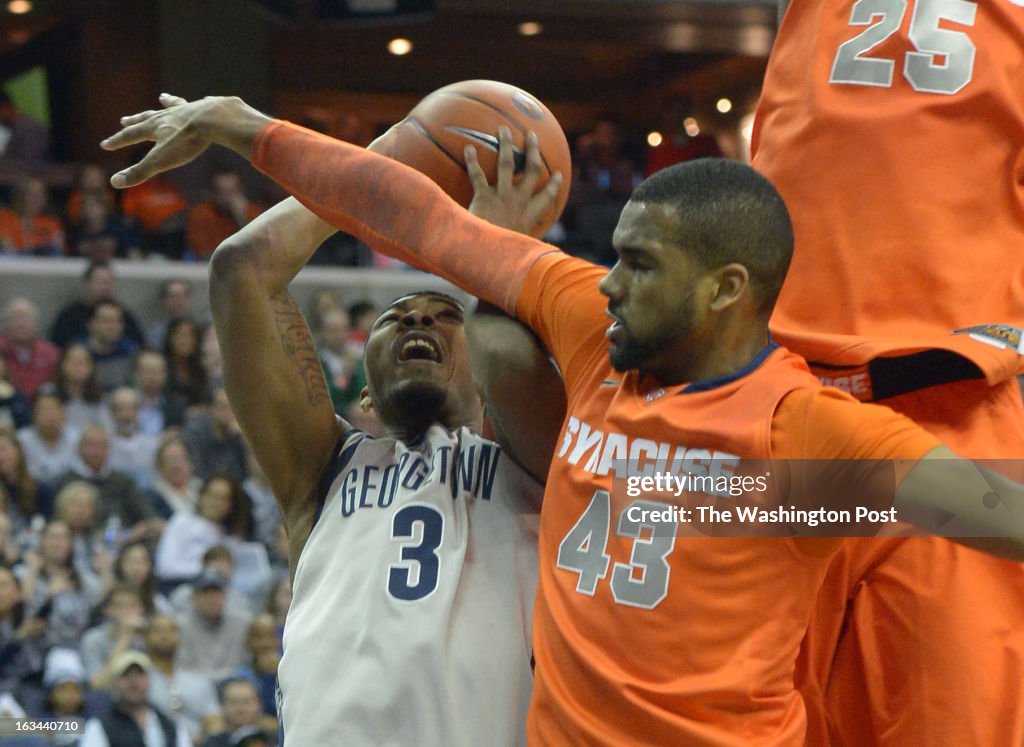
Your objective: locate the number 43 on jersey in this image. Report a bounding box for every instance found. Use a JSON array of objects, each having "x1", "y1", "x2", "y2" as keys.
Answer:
[{"x1": 829, "y1": 0, "x2": 977, "y2": 95}]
